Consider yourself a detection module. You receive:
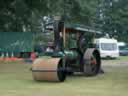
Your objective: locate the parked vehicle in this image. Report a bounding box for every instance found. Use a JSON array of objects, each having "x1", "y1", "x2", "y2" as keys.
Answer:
[
  {"x1": 118, "y1": 42, "x2": 128, "y2": 56},
  {"x1": 94, "y1": 38, "x2": 119, "y2": 58},
  {"x1": 119, "y1": 46, "x2": 128, "y2": 56},
  {"x1": 0, "y1": 32, "x2": 33, "y2": 58}
]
